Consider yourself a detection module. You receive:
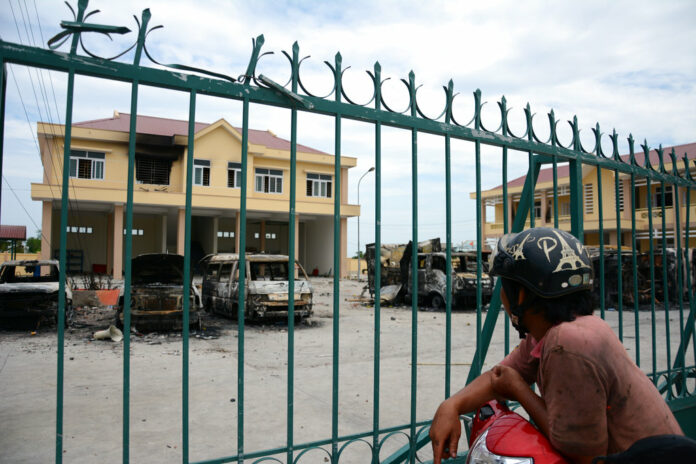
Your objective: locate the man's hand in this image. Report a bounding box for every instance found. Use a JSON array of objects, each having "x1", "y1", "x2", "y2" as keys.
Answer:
[
  {"x1": 490, "y1": 364, "x2": 528, "y2": 402},
  {"x1": 430, "y1": 398, "x2": 461, "y2": 464}
]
